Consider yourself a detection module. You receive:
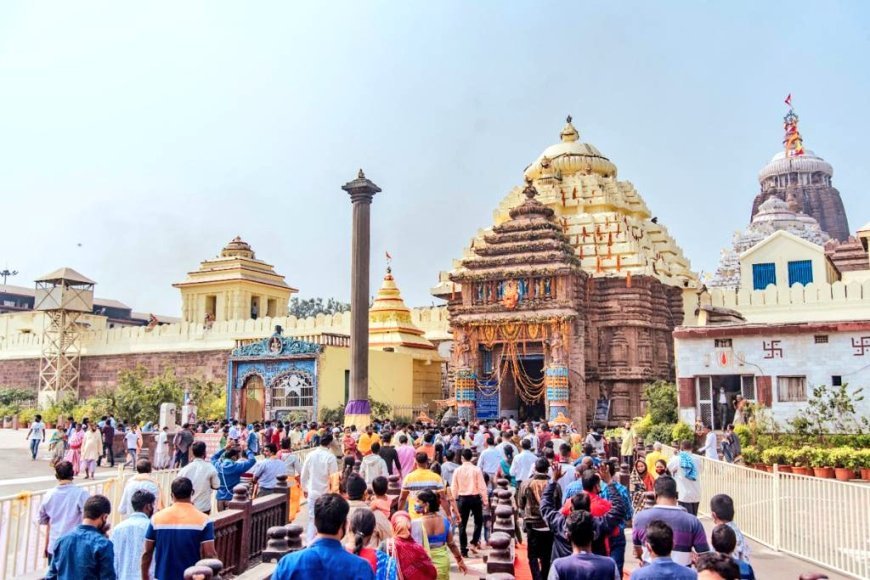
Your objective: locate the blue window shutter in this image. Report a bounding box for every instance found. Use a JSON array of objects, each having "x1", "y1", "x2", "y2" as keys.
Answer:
[
  {"x1": 752, "y1": 263, "x2": 776, "y2": 290},
  {"x1": 788, "y1": 260, "x2": 813, "y2": 287}
]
